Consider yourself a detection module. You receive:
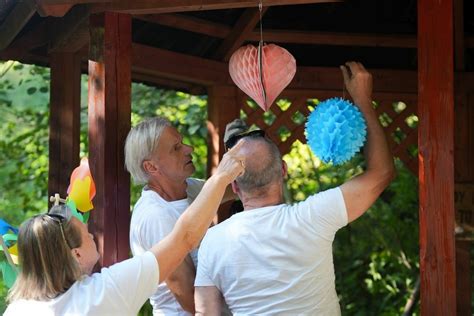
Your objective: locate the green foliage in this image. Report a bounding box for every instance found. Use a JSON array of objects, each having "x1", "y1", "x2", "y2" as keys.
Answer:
[
  {"x1": 0, "y1": 62, "x2": 50, "y2": 225},
  {"x1": 0, "y1": 61, "x2": 425, "y2": 315}
]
